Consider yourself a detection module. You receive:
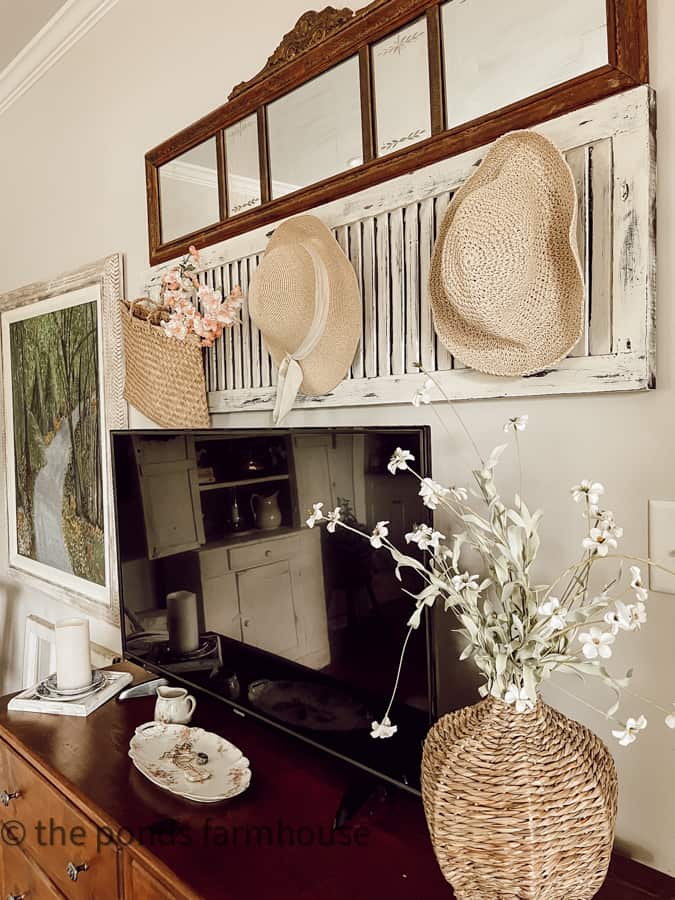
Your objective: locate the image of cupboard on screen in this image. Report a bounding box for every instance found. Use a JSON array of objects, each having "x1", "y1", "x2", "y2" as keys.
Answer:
[{"x1": 2, "y1": 288, "x2": 106, "y2": 596}]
